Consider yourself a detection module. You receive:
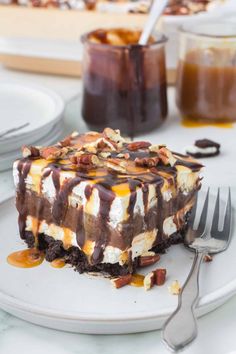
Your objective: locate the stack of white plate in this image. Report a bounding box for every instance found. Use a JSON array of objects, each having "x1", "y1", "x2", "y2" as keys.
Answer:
[{"x1": 0, "y1": 82, "x2": 65, "y2": 171}]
